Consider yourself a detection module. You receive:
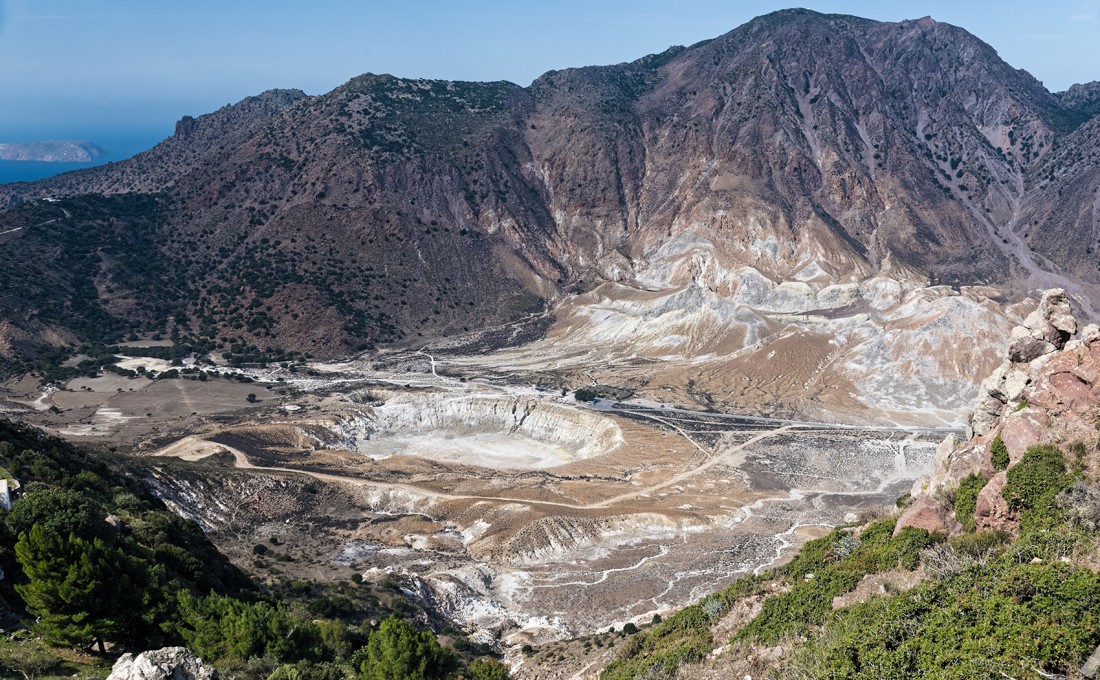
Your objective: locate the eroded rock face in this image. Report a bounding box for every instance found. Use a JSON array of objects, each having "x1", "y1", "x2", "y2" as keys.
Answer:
[
  {"x1": 107, "y1": 647, "x2": 217, "y2": 680},
  {"x1": 974, "y1": 472, "x2": 1014, "y2": 533},
  {"x1": 970, "y1": 289, "x2": 1079, "y2": 438},
  {"x1": 902, "y1": 290, "x2": 1100, "y2": 535},
  {"x1": 6, "y1": 10, "x2": 1100, "y2": 367},
  {"x1": 910, "y1": 433, "x2": 965, "y2": 498},
  {"x1": 894, "y1": 496, "x2": 963, "y2": 537},
  {"x1": 998, "y1": 410, "x2": 1050, "y2": 467}
]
